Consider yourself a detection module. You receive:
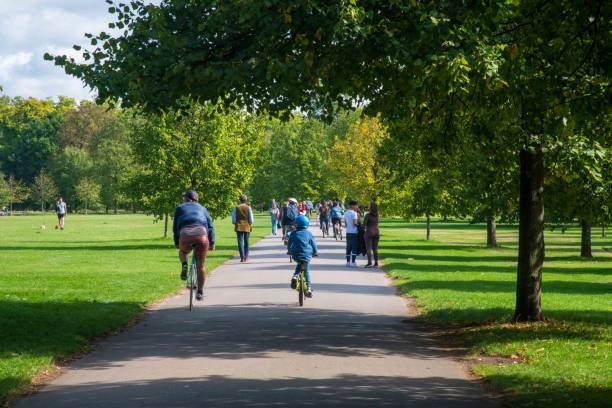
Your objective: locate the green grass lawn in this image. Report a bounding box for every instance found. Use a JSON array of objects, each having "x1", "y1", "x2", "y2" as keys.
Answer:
[
  {"x1": 0, "y1": 213, "x2": 270, "y2": 405},
  {"x1": 380, "y1": 220, "x2": 611, "y2": 407}
]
